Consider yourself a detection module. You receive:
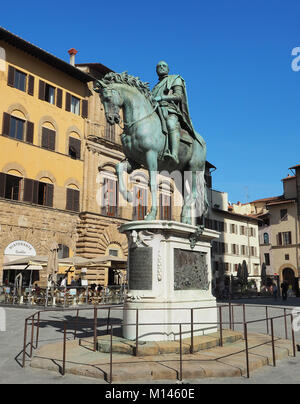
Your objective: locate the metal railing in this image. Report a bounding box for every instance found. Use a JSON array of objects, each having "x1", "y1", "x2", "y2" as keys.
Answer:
[{"x1": 20, "y1": 303, "x2": 298, "y2": 383}]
